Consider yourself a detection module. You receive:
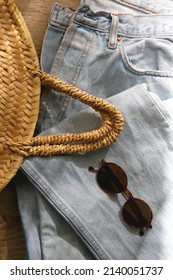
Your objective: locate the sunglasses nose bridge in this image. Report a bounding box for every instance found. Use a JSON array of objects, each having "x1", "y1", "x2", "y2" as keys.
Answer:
[{"x1": 124, "y1": 188, "x2": 133, "y2": 199}]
